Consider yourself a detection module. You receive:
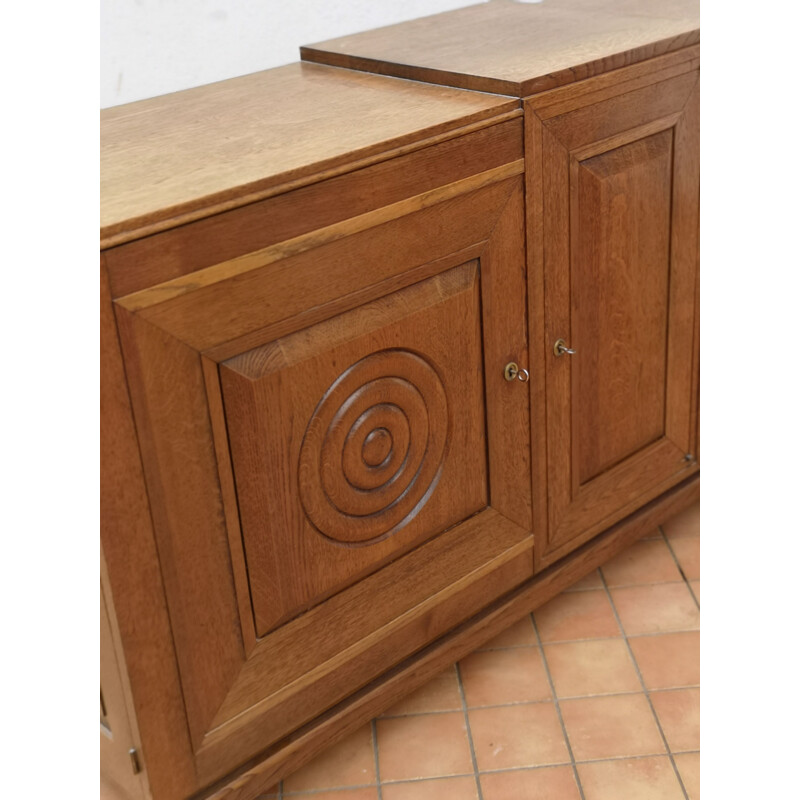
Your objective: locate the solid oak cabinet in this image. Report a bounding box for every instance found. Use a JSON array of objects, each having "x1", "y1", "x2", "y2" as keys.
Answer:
[{"x1": 102, "y1": 4, "x2": 699, "y2": 800}]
